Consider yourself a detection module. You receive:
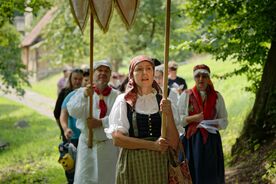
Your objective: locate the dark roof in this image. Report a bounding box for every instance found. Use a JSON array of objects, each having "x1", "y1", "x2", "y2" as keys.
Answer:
[{"x1": 21, "y1": 7, "x2": 57, "y2": 47}]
